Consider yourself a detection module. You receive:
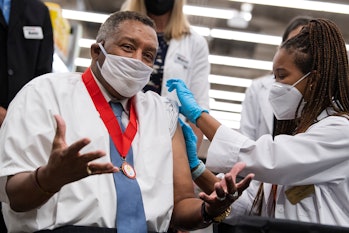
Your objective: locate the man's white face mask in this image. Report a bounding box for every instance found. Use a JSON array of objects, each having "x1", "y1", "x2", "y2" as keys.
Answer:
[
  {"x1": 268, "y1": 72, "x2": 311, "y2": 120},
  {"x1": 96, "y1": 43, "x2": 153, "y2": 98}
]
